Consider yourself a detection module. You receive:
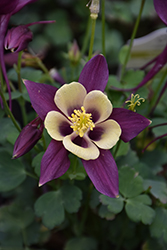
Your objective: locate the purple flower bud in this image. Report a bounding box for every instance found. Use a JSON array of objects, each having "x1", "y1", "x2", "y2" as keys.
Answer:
[
  {"x1": 4, "y1": 25, "x2": 33, "y2": 53},
  {"x1": 13, "y1": 117, "x2": 44, "y2": 159},
  {"x1": 49, "y1": 68, "x2": 65, "y2": 85}
]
